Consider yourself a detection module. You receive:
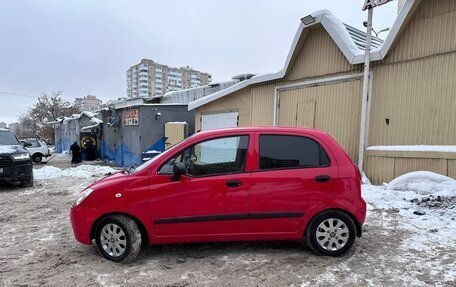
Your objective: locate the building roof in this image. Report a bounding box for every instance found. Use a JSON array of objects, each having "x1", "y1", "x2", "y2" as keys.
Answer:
[{"x1": 188, "y1": 0, "x2": 422, "y2": 111}]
